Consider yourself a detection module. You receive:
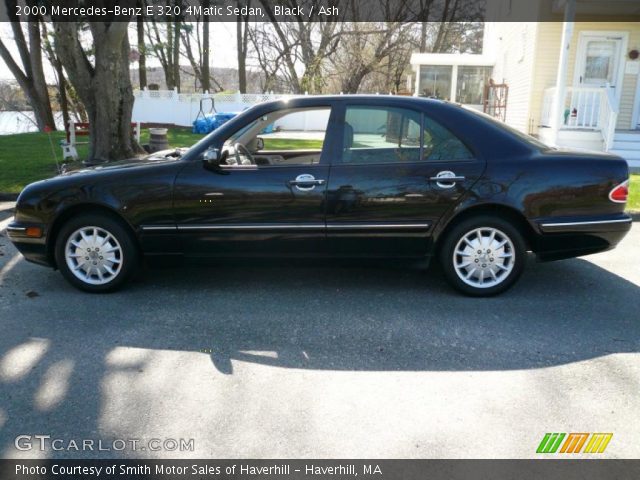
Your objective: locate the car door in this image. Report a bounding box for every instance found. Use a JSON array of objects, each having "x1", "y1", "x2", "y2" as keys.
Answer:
[
  {"x1": 172, "y1": 105, "x2": 337, "y2": 256},
  {"x1": 325, "y1": 102, "x2": 485, "y2": 256}
]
